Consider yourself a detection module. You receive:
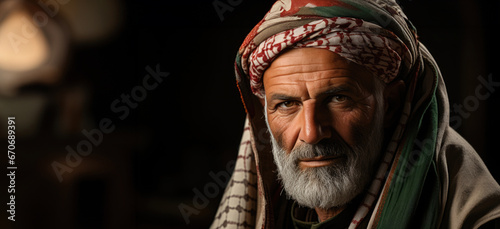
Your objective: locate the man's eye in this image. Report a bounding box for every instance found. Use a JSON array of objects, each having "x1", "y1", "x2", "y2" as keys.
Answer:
[
  {"x1": 277, "y1": 101, "x2": 296, "y2": 108},
  {"x1": 332, "y1": 95, "x2": 348, "y2": 102}
]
